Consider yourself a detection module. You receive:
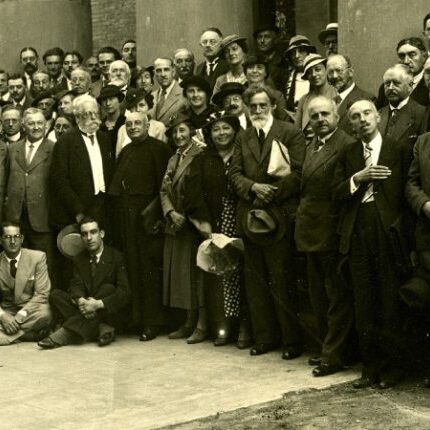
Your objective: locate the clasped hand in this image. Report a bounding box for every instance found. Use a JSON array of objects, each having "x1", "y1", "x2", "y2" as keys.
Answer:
[
  {"x1": 251, "y1": 183, "x2": 278, "y2": 204},
  {"x1": 78, "y1": 297, "x2": 100, "y2": 319},
  {"x1": 0, "y1": 313, "x2": 20, "y2": 335}
]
